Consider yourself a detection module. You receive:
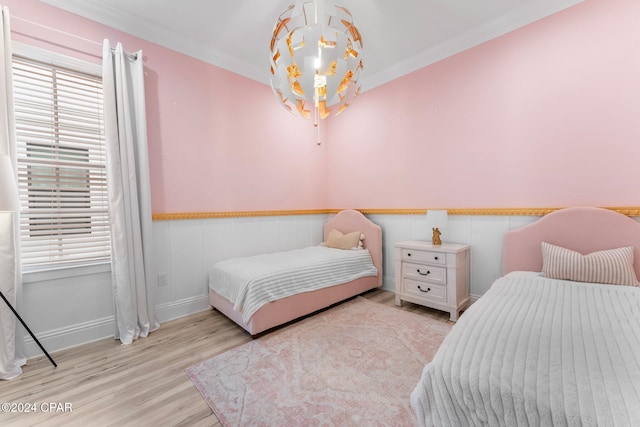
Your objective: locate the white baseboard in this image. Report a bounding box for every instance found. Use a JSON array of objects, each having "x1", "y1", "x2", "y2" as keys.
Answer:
[
  {"x1": 382, "y1": 276, "x2": 395, "y2": 292},
  {"x1": 25, "y1": 294, "x2": 211, "y2": 360},
  {"x1": 24, "y1": 315, "x2": 114, "y2": 360},
  {"x1": 155, "y1": 294, "x2": 211, "y2": 323}
]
